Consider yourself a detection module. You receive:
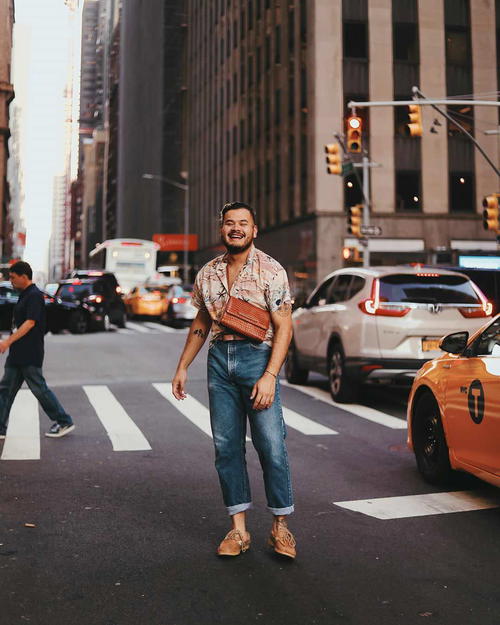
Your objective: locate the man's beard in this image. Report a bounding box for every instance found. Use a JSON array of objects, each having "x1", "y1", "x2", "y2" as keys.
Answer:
[{"x1": 222, "y1": 235, "x2": 253, "y2": 255}]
